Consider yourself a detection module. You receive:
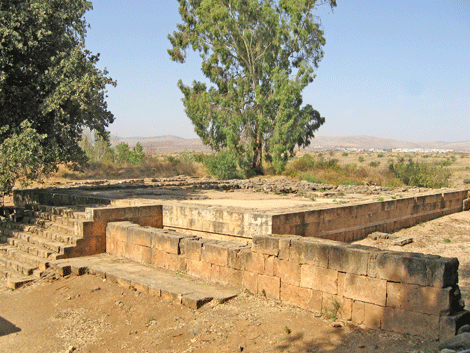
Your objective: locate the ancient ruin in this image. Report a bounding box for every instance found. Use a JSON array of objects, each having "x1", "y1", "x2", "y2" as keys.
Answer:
[{"x1": 1, "y1": 177, "x2": 470, "y2": 341}]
